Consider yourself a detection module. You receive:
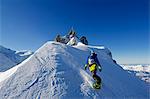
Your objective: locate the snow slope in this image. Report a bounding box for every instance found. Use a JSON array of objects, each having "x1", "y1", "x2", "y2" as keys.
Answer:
[
  {"x1": 0, "y1": 45, "x2": 33, "y2": 72},
  {"x1": 0, "y1": 41, "x2": 149, "y2": 99}
]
